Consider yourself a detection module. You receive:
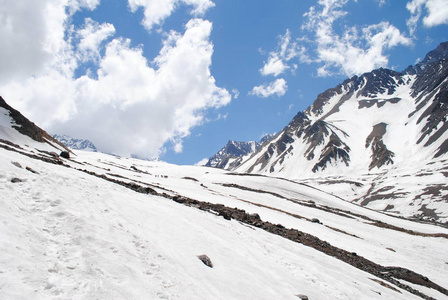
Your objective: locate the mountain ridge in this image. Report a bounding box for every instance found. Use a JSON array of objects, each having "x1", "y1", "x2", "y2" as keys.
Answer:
[
  {"x1": 205, "y1": 134, "x2": 276, "y2": 169},
  {"x1": 211, "y1": 42, "x2": 448, "y2": 175},
  {"x1": 207, "y1": 41, "x2": 448, "y2": 223},
  {"x1": 52, "y1": 134, "x2": 97, "y2": 152}
]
